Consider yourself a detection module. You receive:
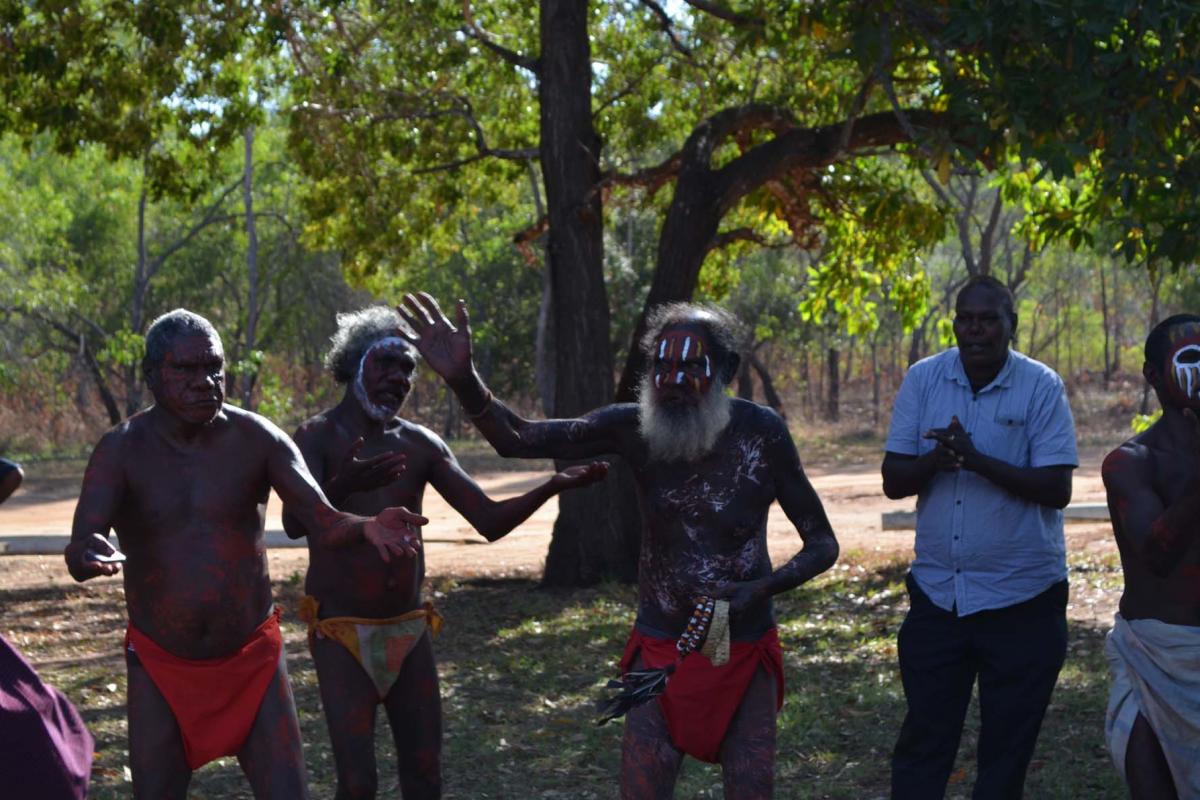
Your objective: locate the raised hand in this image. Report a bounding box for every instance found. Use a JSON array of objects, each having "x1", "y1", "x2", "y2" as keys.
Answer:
[
  {"x1": 326, "y1": 438, "x2": 406, "y2": 502},
  {"x1": 363, "y1": 506, "x2": 428, "y2": 563},
  {"x1": 399, "y1": 292, "x2": 474, "y2": 383},
  {"x1": 549, "y1": 461, "x2": 610, "y2": 492},
  {"x1": 65, "y1": 532, "x2": 124, "y2": 580}
]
